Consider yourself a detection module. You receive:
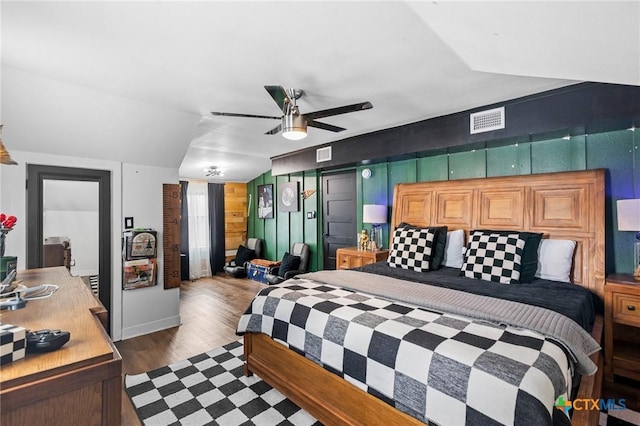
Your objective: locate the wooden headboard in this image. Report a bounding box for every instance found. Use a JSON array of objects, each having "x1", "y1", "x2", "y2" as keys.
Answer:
[{"x1": 391, "y1": 169, "x2": 605, "y2": 299}]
